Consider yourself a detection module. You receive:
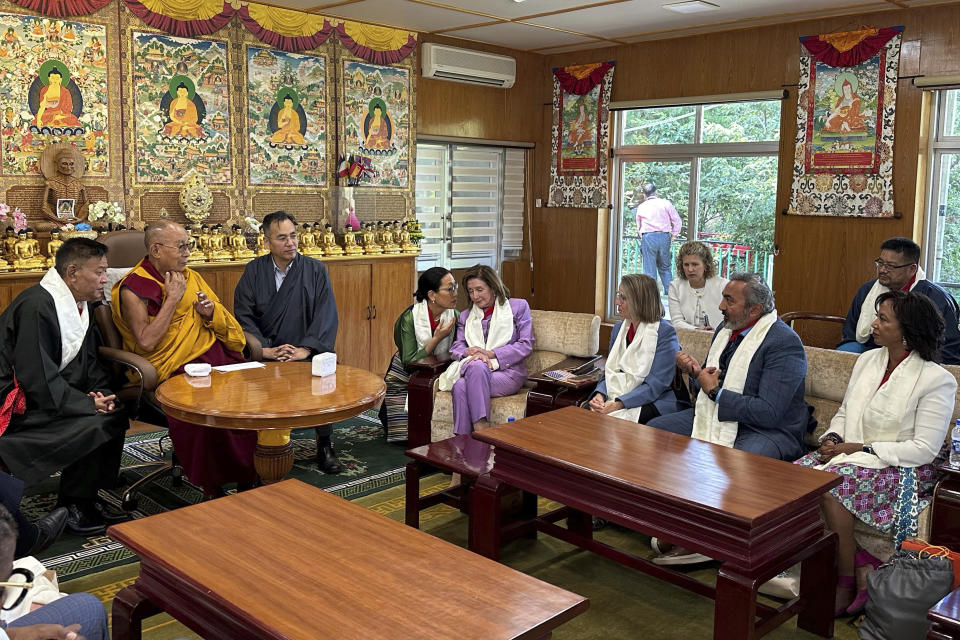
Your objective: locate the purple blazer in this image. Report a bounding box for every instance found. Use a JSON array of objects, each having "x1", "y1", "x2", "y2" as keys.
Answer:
[{"x1": 450, "y1": 298, "x2": 534, "y2": 378}]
